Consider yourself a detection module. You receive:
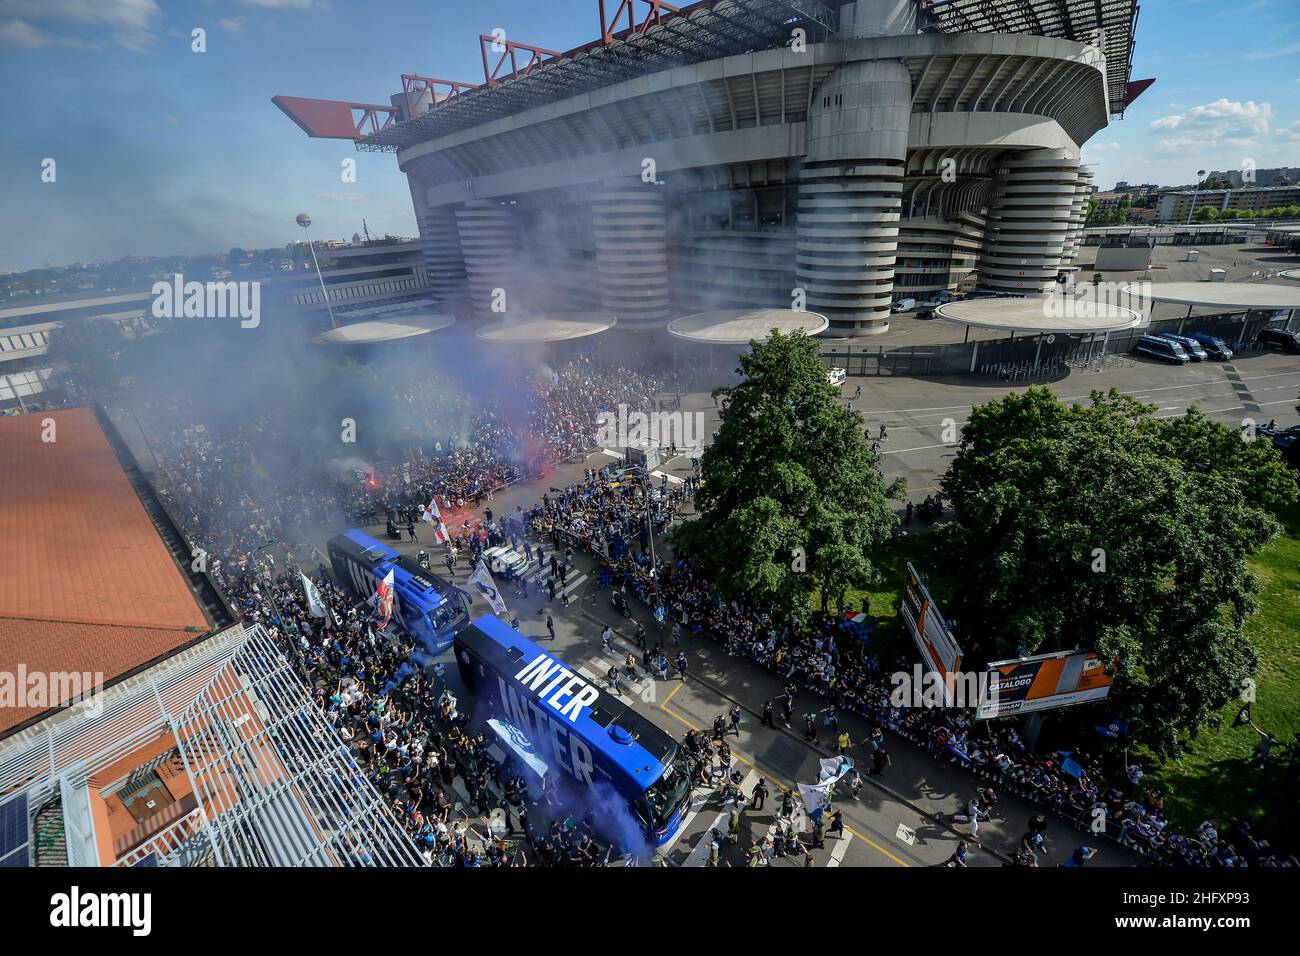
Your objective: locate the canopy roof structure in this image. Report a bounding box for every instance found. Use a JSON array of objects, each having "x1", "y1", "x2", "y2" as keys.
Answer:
[
  {"x1": 934, "y1": 298, "x2": 1142, "y2": 335},
  {"x1": 668, "y1": 308, "x2": 829, "y2": 344},
  {"x1": 338, "y1": 0, "x2": 1139, "y2": 153},
  {"x1": 317, "y1": 314, "x2": 455, "y2": 343},
  {"x1": 928, "y1": 0, "x2": 1141, "y2": 116},
  {"x1": 1121, "y1": 282, "x2": 1300, "y2": 311},
  {"x1": 476, "y1": 312, "x2": 617, "y2": 343}
]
